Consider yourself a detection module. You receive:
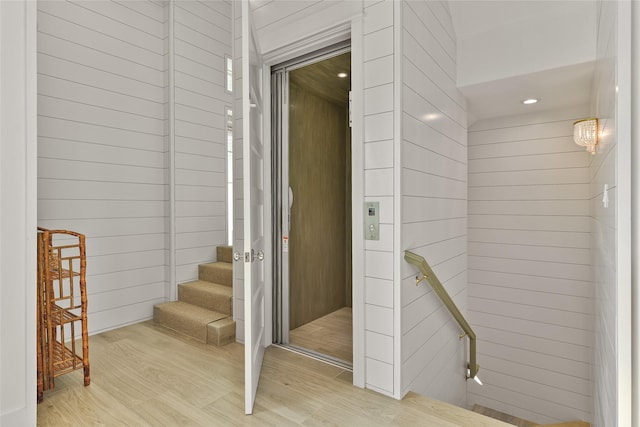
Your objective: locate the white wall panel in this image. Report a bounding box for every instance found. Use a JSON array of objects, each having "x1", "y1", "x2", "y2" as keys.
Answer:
[
  {"x1": 466, "y1": 106, "x2": 594, "y2": 424},
  {"x1": 87, "y1": 266, "x2": 166, "y2": 295},
  {"x1": 365, "y1": 277, "x2": 394, "y2": 308},
  {"x1": 399, "y1": 0, "x2": 468, "y2": 407},
  {"x1": 364, "y1": 27, "x2": 394, "y2": 62},
  {"x1": 403, "y1": 2, "x2": 455, "y2": 81},
  {"x1": 402, "y1": 113, "x2": 466, "y2": 161},
  {"x1": 364, "y1": 55, "x2": 393, "y2": 89},
  {"x1": 37, "y1": 34, "x2": 164, "y2": 87},
  {"x1": 174, "y1": 0, "x2": 232, "y2": 283},
  {"x1": 1, "y1": 2, "x2": 37, "y2": 423},
  {"x1": 37, "y1": 0, "x2": 233, "y2": 334},
  {"x1": 361, "y1": 0, "x2": 396, "y2": 397},
  {"x1": 366, "y1": 331, "x2": 394, "y2": 364},
  {"x1": 591, "y1": 2, "x2": 623, "y2": 426},
  {"x1": 68, "y1": 0, "x2": 165, "y2": 35},
  {"x1": 364, "y1": 139, "x2": 394, "y2": 169},
  {"x1": 251, "y1": 0, "x2": 360, "y2": 54},
  {"x1": 366, "y1": 357, "x2": 394, "y2": 394}
]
